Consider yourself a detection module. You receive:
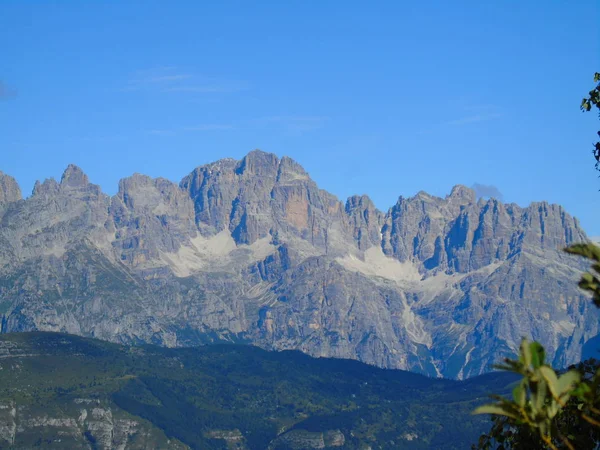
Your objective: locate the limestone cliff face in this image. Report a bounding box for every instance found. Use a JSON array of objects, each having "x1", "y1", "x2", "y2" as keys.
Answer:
[
  {"x1": 110, "y1": 173, "x2": 197, "y2": 269},
  {"x1": 0, "y1": 150, "x2": 596, "y2": 378},
  {"x1": 0, "y1": 399, "x2": 186, "y2": 450},
  {"x1": 0, "y1": 165, "x2": 112, "y2": 271},
  {"x1": 381, "y1": 186, "x2": 586, "y2": 274},
  {"x1": 0, "y1": 171, "x2": 21, "y2": 205},
  {"x1": 345, "y1": 195, "x2": 383, "y2": 251},
  {"x1": 180, "y1": 150, "x2": 350, "y2": 255}
]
